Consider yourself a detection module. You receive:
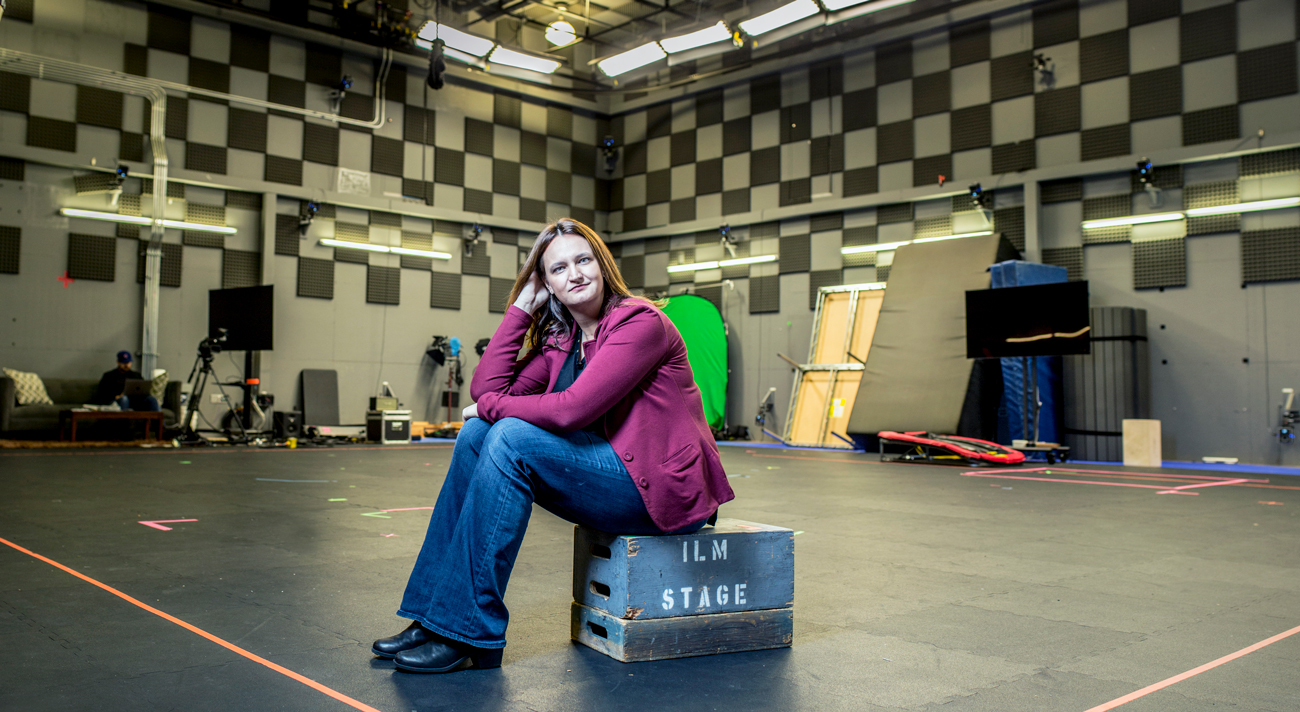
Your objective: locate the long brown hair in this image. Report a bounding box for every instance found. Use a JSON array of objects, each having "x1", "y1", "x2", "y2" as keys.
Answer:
[{"x1": 508, "y1": 218, "x2": 640, "y2": 351}]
